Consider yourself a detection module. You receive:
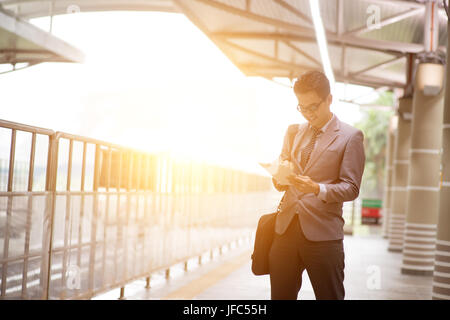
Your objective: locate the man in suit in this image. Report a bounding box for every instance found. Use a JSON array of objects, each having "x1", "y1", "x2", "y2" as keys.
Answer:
[{"x1": 269, "y1": 70, "x2": 365, "y2": 300}]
